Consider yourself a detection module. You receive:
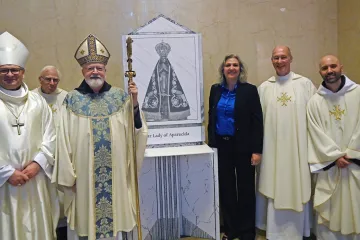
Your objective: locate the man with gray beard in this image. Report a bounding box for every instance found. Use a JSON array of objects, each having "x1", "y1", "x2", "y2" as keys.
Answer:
[{"x1": 55, "y1": 34, "x2": 148, "y2": 240}]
